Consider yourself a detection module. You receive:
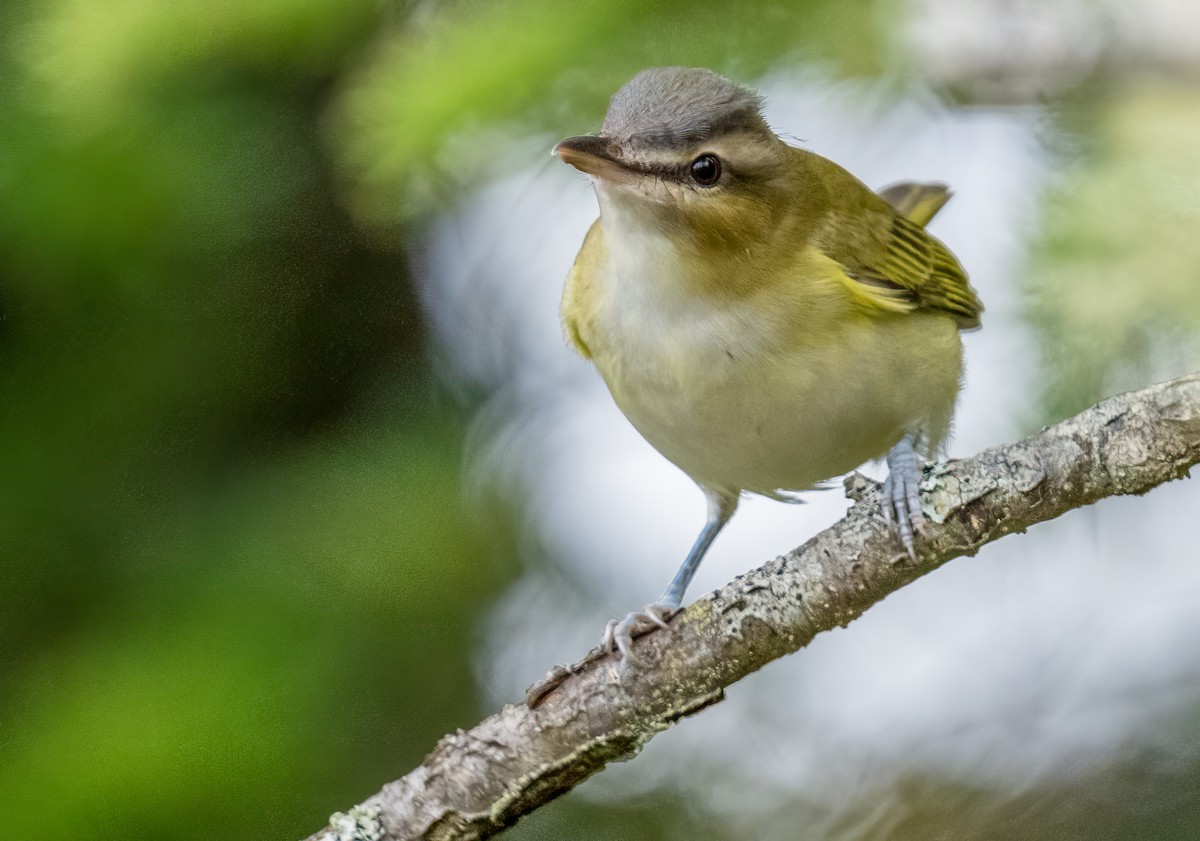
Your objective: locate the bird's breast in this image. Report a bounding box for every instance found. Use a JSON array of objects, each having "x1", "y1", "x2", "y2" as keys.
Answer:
[{"x1": 581, "y1": 235, "x2": 962, "y2": 495}]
